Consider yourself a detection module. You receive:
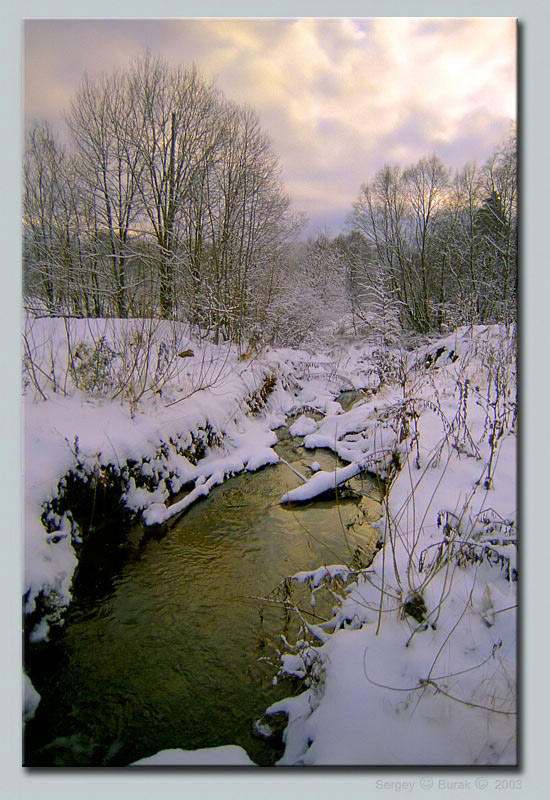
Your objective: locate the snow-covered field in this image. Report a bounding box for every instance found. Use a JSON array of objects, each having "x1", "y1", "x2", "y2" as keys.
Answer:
[{"x1": 23, "y1": 317, "x2": 517, "y2": 766}]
